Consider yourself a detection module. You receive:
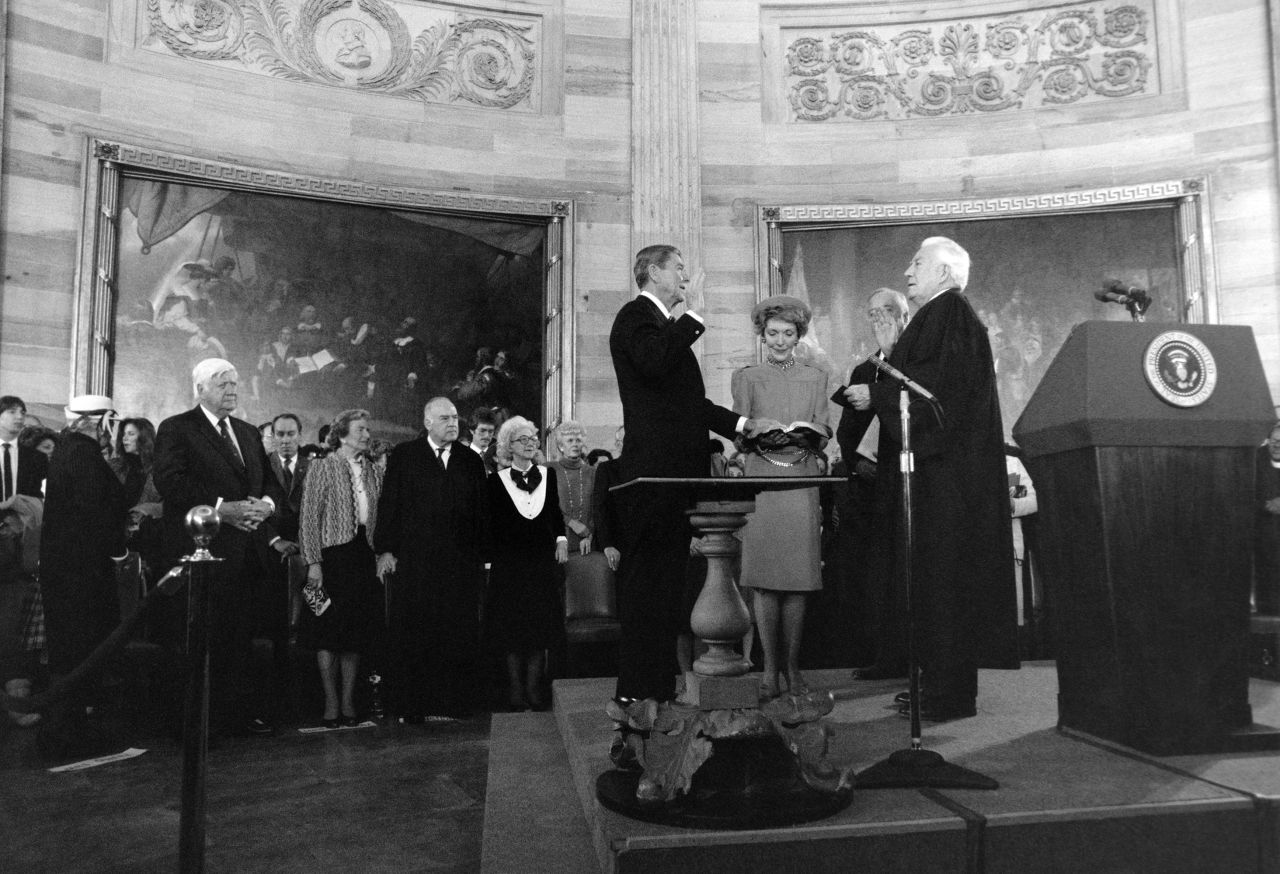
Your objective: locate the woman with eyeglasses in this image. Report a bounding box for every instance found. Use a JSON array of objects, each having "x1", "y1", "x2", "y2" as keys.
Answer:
[{"x1": 484, "y1": 417, "x2": 568, "y2": 710}]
